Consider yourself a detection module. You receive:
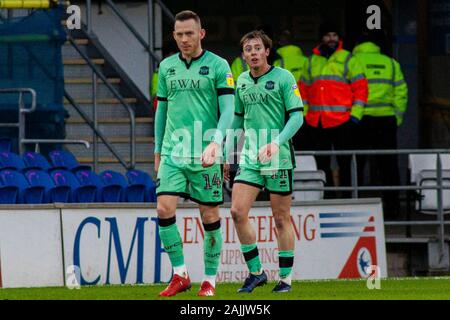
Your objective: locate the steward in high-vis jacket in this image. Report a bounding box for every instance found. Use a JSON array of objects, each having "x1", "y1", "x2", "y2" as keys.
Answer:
[
  {"x1": 231, "y1": 56, "x2": 248, "y2": 83},
  {"x1": 305, "y1": 40, "x2": 368, "y2": 128},
  {"x1": 353, "y1": 41, "x2": 407, "y2": 124},
  {"x1": 274, "y1": 44, "x2": 308, "y2": 82},
  {"x1": 353, "y1": 40, "x2": 408, "y2": 218},
  {"x1": 151, "y1": 70, "x2": 159, "y2": 111},
  {"x1": 273, "y1": 30, "x2": 309, "y2": 108},
  {"x1": 295, "y1": 22, "x2": 368, "y2": 198}
]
